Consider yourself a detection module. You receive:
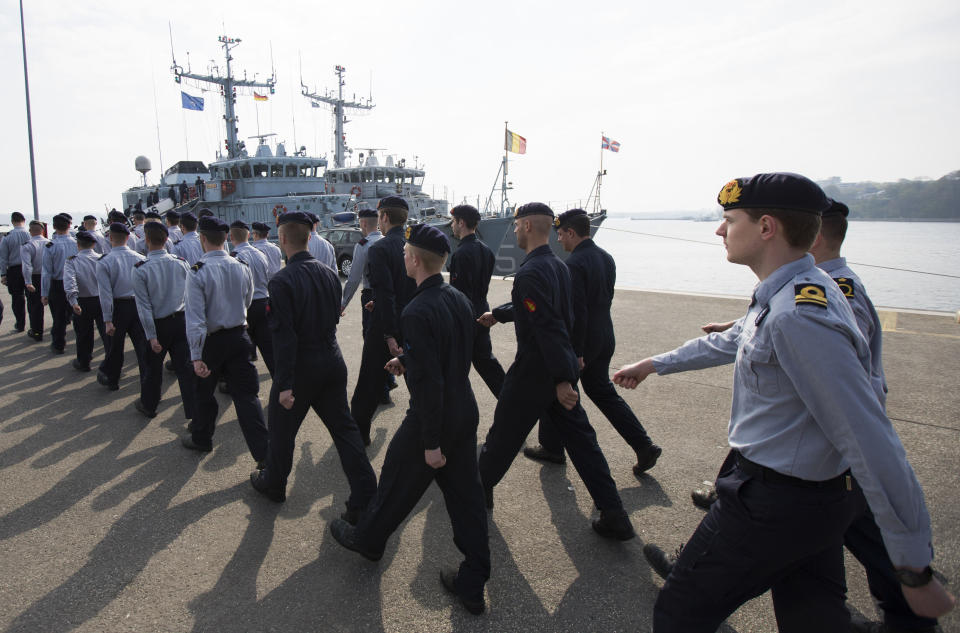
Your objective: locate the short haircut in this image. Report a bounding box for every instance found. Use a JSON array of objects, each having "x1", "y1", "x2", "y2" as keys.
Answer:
[
  {"x1": 166, "y1": 216, "x2": 180, "y2": 226},
  {"x1": 563, "y1": 215, "x2": 591, "y2": 238},
  {"x1": 379, "y1": 206, "x2": 408, "y2": 226},
  {"x1": 359, "y1": 216, "x2": 378, "y2": 230},
  {"x1": 252, "y1": 229, "x2": 270, "y2": 239},
  {"x1": 199, "y1": 230, "x2": 226, "y2": 246},
  {"x1": 11, "y1": 212, "x2": 25, "y2": 223},
  {"x1": 819, "y1": 214, "x2": 848, "y2": 250},
  {"x1": 279, "y1": 222, "x2": 310, "y2": 248},
  {"x1": 29, "y1": 223, "x2": 43, "y2": 235},
  {"x1": 229, "y1": 227, "x2": 249, "y2": 244},
  {"x1": 77, "y1": 234, "x2": 97, "y2": 247},
  {"x1": 109, "y1": 231, "x2": 128, "y2": 246},
  {"x1": 180, "y1": 215, "x2": 198, "y2": 231},
  {"x1": 409, "y1": 244, "x2": 447, "y2": 273},
  {"x1": 526, "y1": 215, "x2": 554, "y2": 237},
  {"x1": 52, "y1": 215, "x2": 70, "y2": 232},
  {"x1": 144, "y1": 223, "x2": 168, "y2": 247},
  {"x1": 742, "y1": 207, "x2": 821, "y2": 250}
]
